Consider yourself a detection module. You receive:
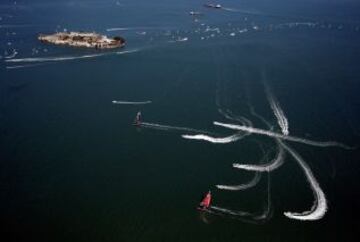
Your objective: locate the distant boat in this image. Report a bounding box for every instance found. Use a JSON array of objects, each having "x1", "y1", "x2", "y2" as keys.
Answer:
[
  {"x1": 204, "y1": 3, "x2": 222, "y2": 9},
  {"x1": 133, "y1": 111, "x2": 142, "y2": 126},
  {"x1": 189, "y1": 11, "x2": 202, "y2": 16}
]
